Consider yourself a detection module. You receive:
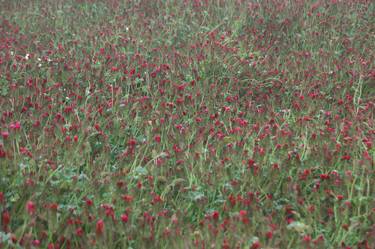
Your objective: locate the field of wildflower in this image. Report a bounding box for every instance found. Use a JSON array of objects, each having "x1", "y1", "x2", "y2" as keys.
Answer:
[{"x1": 0, "y1": 0, "x2": 374, "y2": 248}]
